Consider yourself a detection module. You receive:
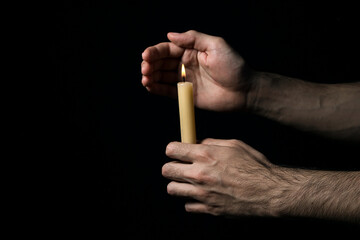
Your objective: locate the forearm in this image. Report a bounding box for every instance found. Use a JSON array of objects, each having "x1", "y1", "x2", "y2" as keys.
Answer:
[
  {"x1": 246, "y1": 71, "x2": 360, "y2": 142},
  {"x1": 274, "y1": 167, "x2": 360, "y2": 224}
]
